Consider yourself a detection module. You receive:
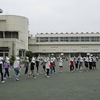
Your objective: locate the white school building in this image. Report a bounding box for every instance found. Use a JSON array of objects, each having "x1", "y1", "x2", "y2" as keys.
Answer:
[
  {"x1": 0, "y1": 15, "x2": 100, "y2": 58},
  {"x1": 29, "y1": 32, "x2": 100, "y2": 58},
  {"x1": 0, "y1": 15, "x2": 29, "y2": 57}
]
